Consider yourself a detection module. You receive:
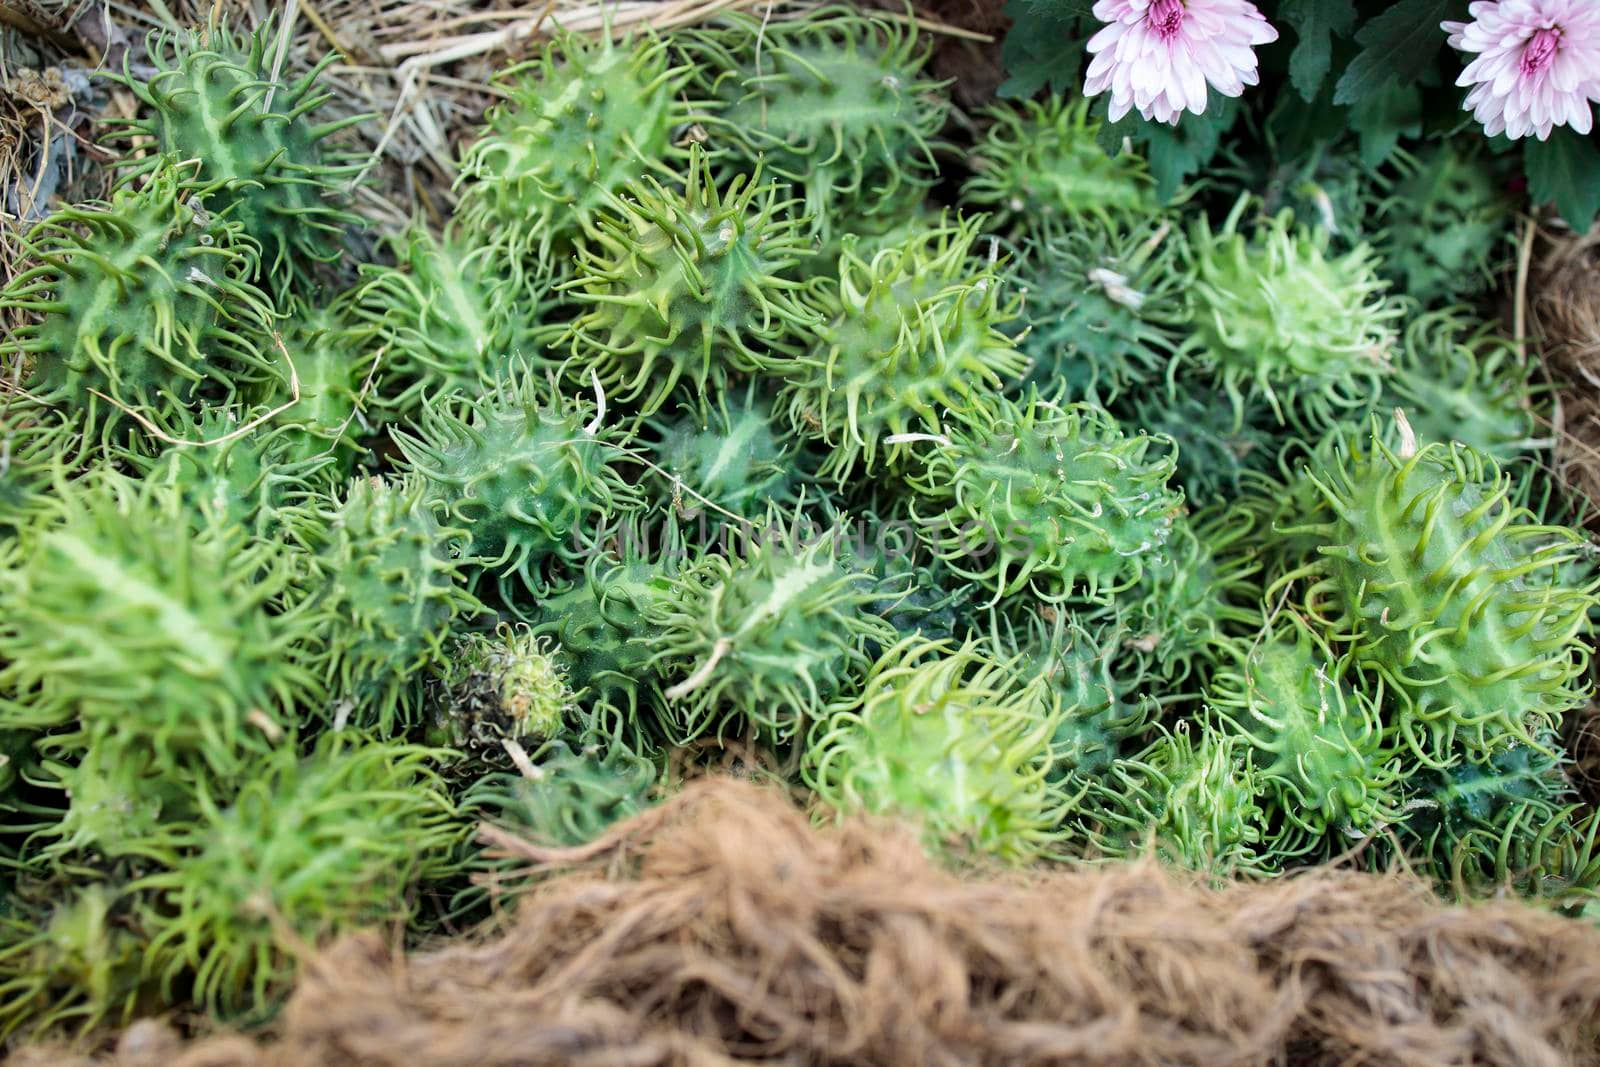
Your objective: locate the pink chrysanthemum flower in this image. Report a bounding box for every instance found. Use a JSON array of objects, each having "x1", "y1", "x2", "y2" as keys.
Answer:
[
  {"x1": 1083, "y1": 0, "x2": 1279, "y2": 125},
  {"x1": 1442, "y1": 1, "x2": 1600, "y2": 141}
]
